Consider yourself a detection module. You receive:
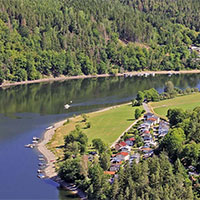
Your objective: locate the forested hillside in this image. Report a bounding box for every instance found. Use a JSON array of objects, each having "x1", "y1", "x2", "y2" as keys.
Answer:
[{"x1": 0, "y1": 0, "x2": 200, "y2": 83}]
